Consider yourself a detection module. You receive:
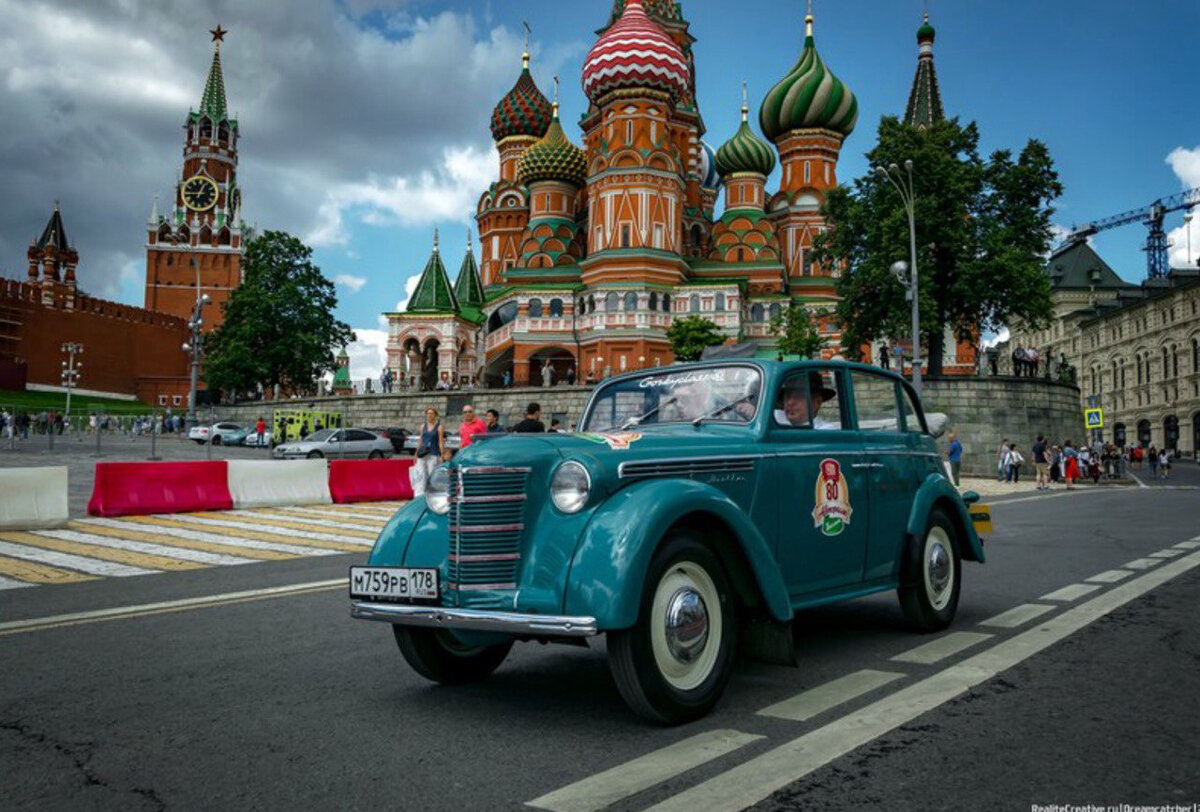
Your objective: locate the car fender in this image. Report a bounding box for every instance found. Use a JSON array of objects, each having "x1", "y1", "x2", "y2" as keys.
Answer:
[
  {"x1": 907, "y1": 474, "x2": 985, "y2": 563},
  {"x1": 563, "y1": 478, "x2": 792, "y2": 629}
]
